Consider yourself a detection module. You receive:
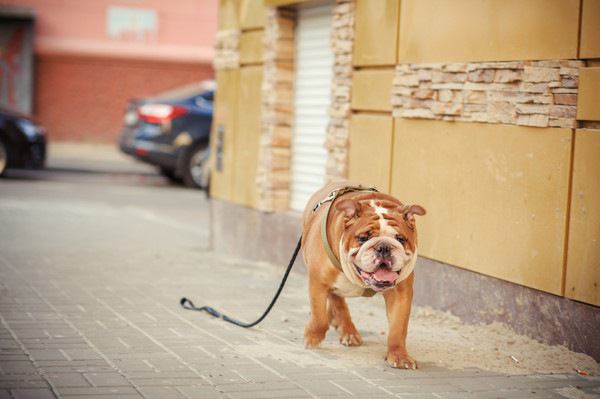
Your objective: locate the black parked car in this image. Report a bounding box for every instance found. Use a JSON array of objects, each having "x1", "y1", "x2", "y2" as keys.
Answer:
[
  {"x1": 119, "y1": 82, "x2": 214, "y2": 189},
  {"x1": 0, "y1": 107, "x2": 46, "y2": 177}
]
